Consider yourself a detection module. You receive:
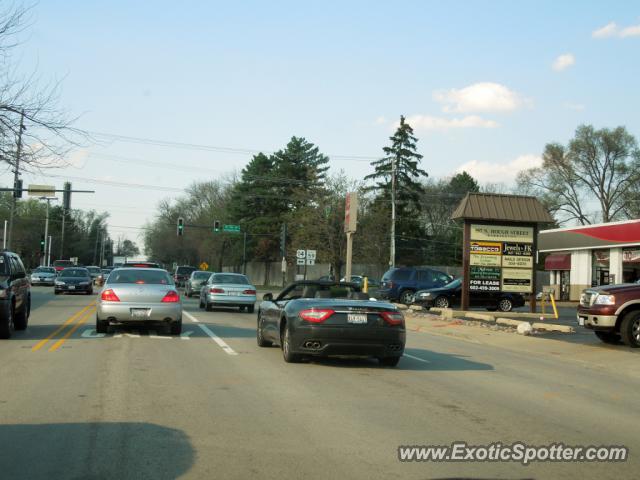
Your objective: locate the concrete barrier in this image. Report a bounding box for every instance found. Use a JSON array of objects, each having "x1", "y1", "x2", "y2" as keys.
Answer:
[
  {"x1": 496, "y1": 318, "x2": 525, "y2": 327},
  {"x1": 532, "y1": 322, "x2": 575, "y2": 333},
  {"x1": 465, "y1": 313, "x2": 496, "y2": 323},
  {"x1": 409, "y1": 305, "x2": 424, "y2": 312}
]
